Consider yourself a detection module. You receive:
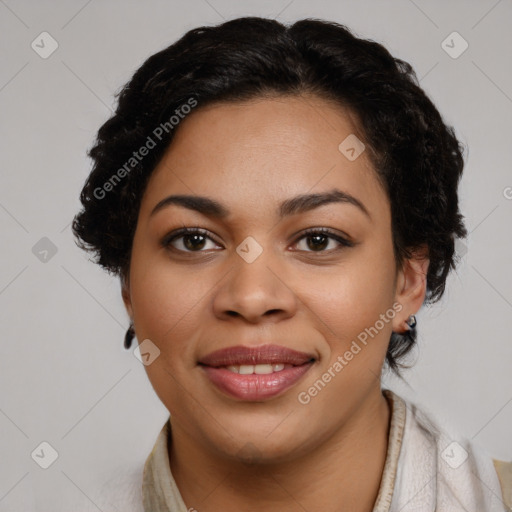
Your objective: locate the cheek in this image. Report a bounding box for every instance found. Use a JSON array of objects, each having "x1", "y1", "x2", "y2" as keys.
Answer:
[
  {"x1": 128, "y1": 246, "x2": 208, "y2": 353},
  {"x1": 311, "y1": 254, "x2": 394, "y2": 319},
  {"x1": 133, "y1": 276, "x2": 196, "y2": 338},
  {"x1": 306, "y1": 247, "x2": 396, "y2": 361}
]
